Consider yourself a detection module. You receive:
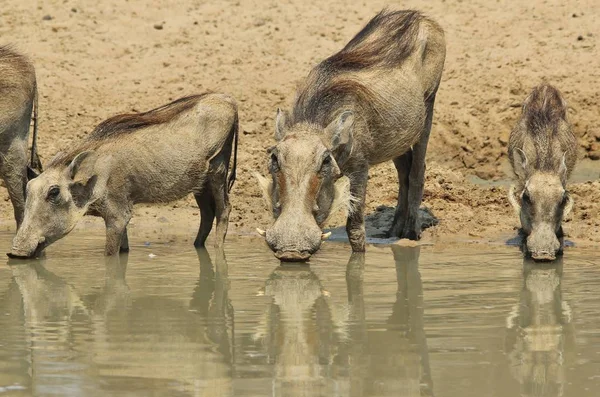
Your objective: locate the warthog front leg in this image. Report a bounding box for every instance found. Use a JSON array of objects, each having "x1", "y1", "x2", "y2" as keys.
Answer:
[
  {"x1": 346, "y1": 167, "x2": 368, "y2": 252},
  {"x1": 103, "y1": 204, "x2": 132, "y2": 256},
  {"x1": 388, "y1": 151, "x2": 412, "y2": 237},
  {"x1": 401, "y1": 95, "x2": 436, "y2": 240},
  {"x1": 0, "y1": 138, "x2": 28, "y2": 229}
]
